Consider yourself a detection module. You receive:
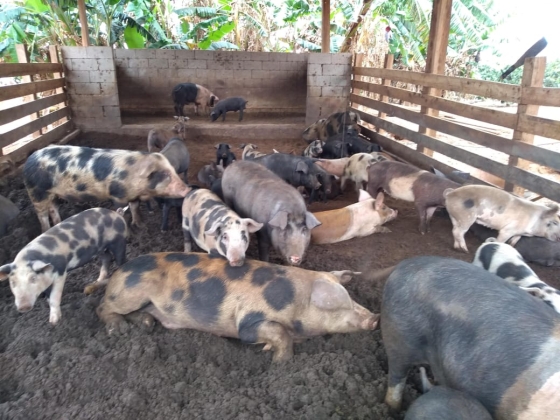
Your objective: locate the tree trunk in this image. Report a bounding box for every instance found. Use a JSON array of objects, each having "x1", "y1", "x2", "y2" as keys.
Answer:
[{"x1": 339, "y1": 0, "x2": 374, "y2": 53}]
